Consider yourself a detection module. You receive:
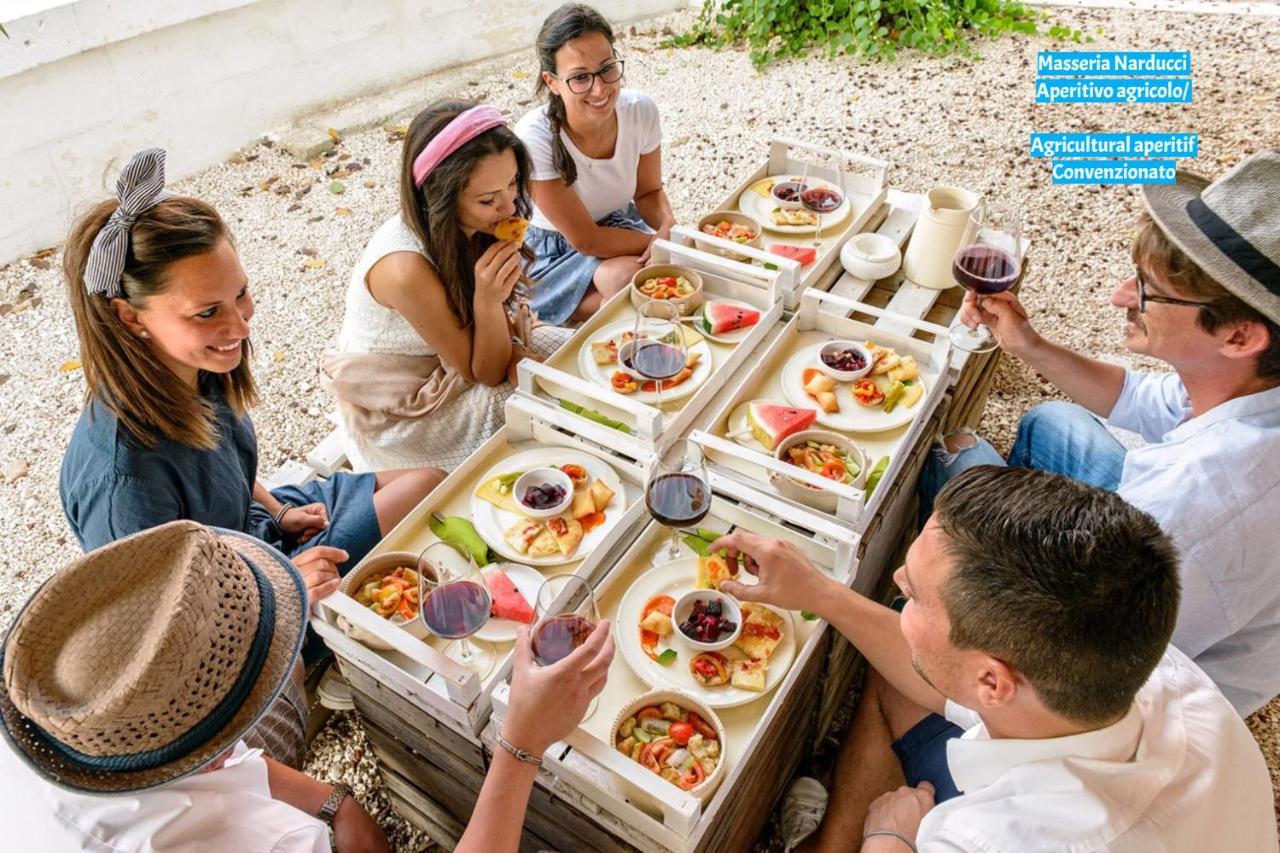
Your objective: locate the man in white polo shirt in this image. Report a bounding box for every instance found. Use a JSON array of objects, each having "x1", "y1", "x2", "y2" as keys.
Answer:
[
  {"x1": 917, "y1": 150, "x2": 1280, "y2": 717},
  {"x1": 714, "y1": 466, "x2": 1277, "y2": 852}
]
